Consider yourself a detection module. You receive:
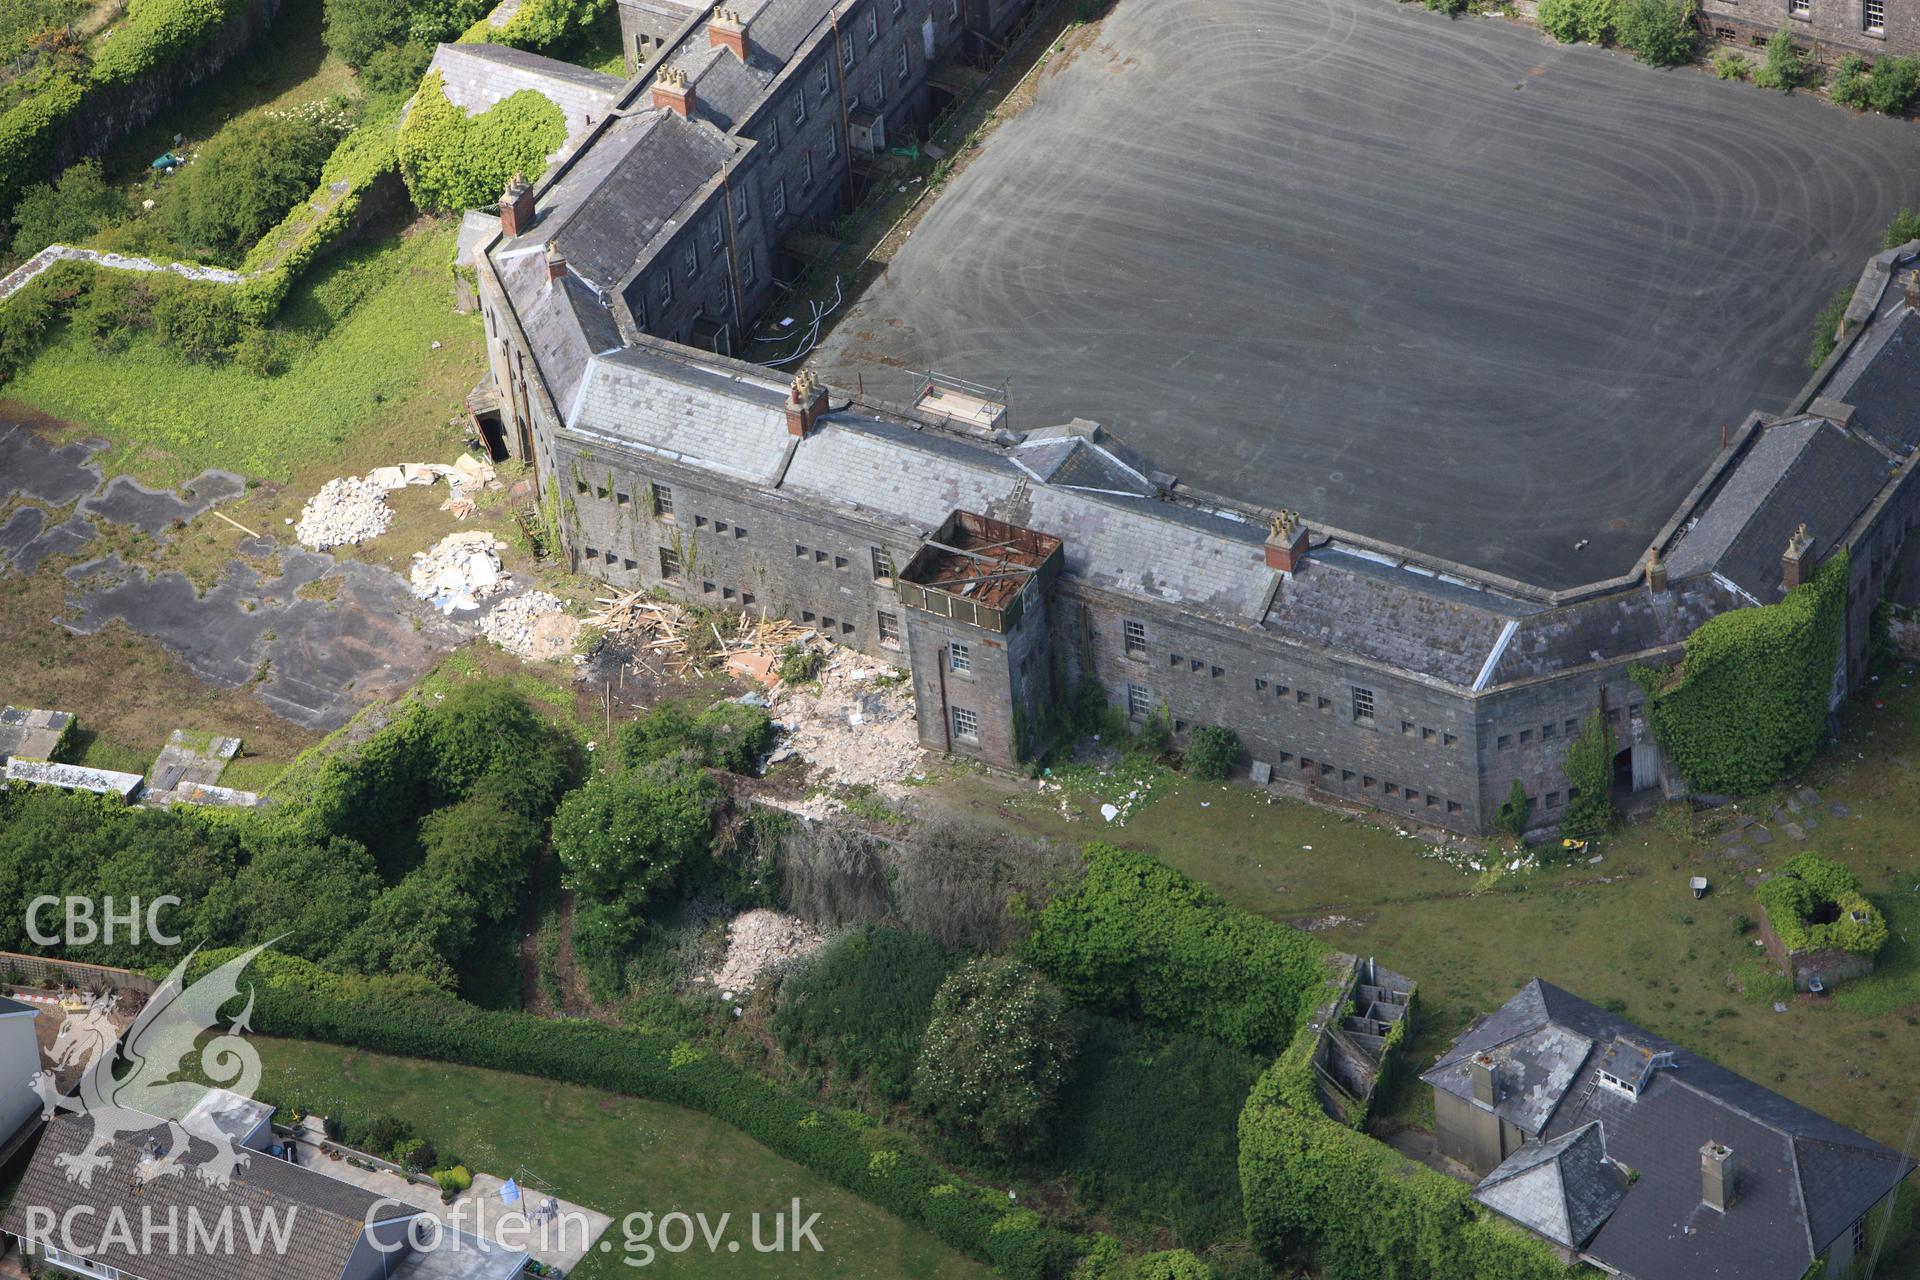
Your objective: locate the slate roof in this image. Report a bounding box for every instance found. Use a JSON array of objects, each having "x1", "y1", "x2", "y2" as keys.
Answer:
[
  {"x1": 496, "y1": 109, "x2": 735, "y2": 293},
  {"x1": 732, "y1": 0, "x2": 840, "y2": 63},
  {"x1": 1487, "y1": 575, "x2": 1738, "y2": 686},
  {"x1": 426, "y1": 43, "x2": 621, "y2": 155},
  {"x1": 1474, "y1": 1122, "x2": 1626, "y2": 1249},
  {"x1": 1665, "y1": 416, "x2": 1892, "y2": 603},
  {"x1": 1427, "y1": 980, "x2": 1916, "y2": 1280},
  {"x1": 2, "y1": 1114, "x2": 417, "y2": 1280},
  {"x1": 676, "y1": 39, "x2": 776, "y2": 130},
  {"x1": 571, "y1": 346, "x2": 795, "y2": 482},
  {"x1": 1010, "y1": 431, "x2": 1154, "y2": 497},
  {"x1": 1826, "y1": 304, "x2": 1920, "y2": 455},
  {"x1": 504, "y1": 257, "x2": 626, "y2": 418}
]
